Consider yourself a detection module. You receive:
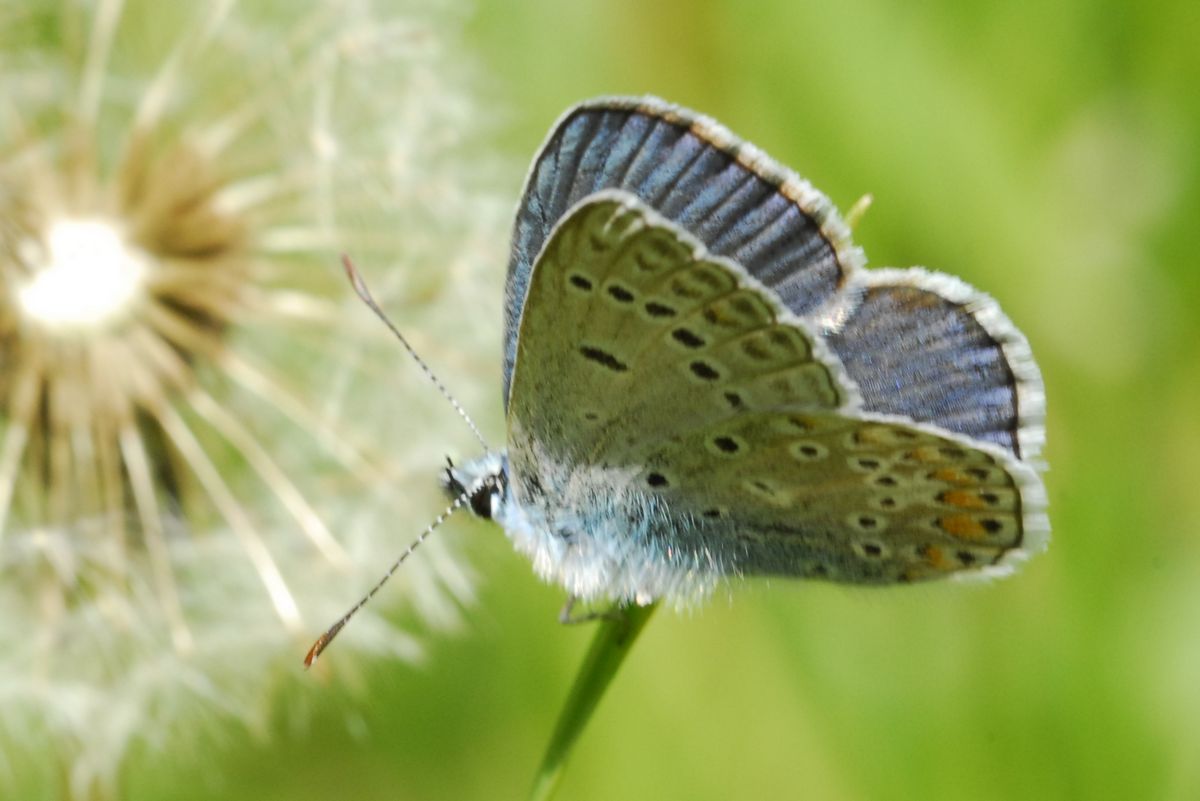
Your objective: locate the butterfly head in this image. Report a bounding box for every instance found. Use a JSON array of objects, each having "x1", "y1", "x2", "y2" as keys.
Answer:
[{"x1": 442, "y1": 451, "x2": 507, "y2": 520}]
